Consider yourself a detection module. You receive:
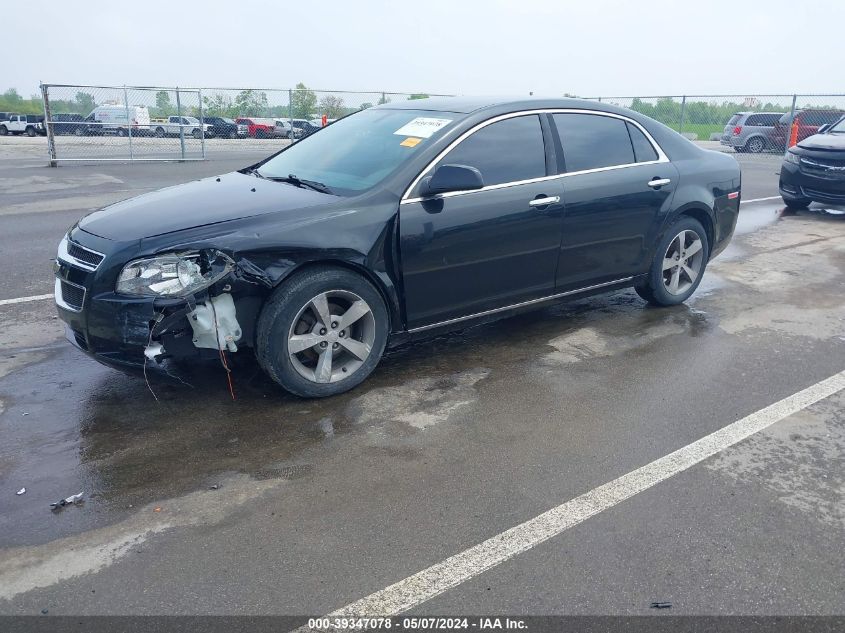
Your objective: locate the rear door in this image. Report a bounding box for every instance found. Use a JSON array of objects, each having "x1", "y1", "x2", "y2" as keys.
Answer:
[
  {"x1": 552, "y1": 112, "x2": 678, "y2": 291},
  {"x1": 399, "y1": 114, "x2": 565, "y2": 329}
]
